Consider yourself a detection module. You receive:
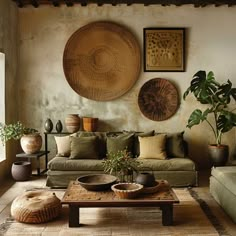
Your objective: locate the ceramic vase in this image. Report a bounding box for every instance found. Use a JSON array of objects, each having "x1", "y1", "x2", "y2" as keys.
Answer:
[
  {"x1": 11, "y1": 161, "x2": 32, "y2": 181},
  {"x1": 20, "y1": 133, "x2": 42, "y2": 154},
  {"x1": 56, "y1": 120, "x2": 63, "y2": 133},
  {"x1": 44, "y1": 118, "x2": 53, "y2": 133},
  {"x1": 65, "y1": 114, "x2": 80, "y2": 133}
]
